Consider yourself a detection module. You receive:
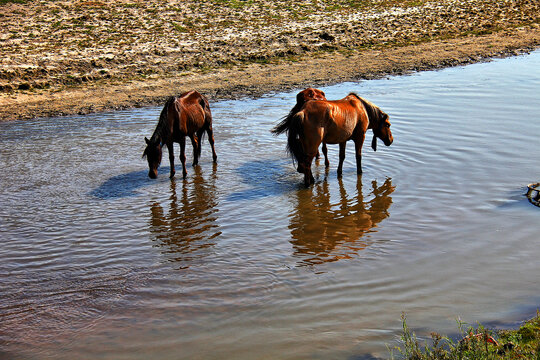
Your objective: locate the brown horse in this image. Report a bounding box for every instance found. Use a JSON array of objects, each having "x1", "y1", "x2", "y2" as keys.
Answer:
[
  {"x1": 143, "y1": 90, "x2": 217, "y2": 179},
  {"x1": 273, "y1": 93, "x2": 393, "y2": 187},
  {"x1": 272, "y1": 87, "x2": 331, "y2": 167}
]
